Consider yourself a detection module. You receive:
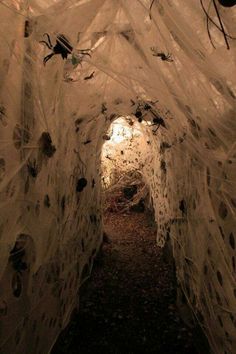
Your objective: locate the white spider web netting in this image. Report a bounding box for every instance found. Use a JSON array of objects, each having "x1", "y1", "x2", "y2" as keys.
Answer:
[{"x1": 0, "y1": 0, "x2": 235, "y2": 353}]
